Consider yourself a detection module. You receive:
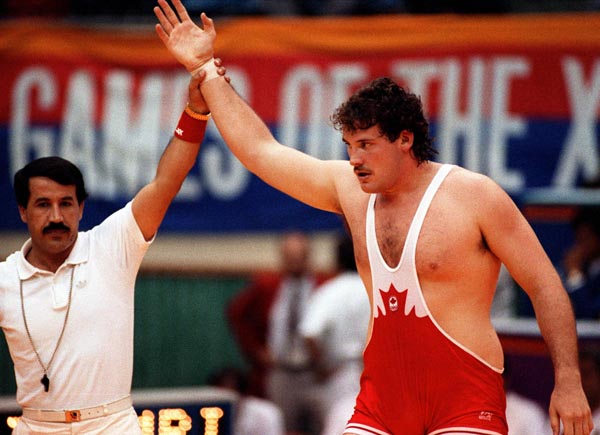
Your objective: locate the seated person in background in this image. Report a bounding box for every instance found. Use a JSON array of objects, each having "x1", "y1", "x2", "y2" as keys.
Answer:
[{"x1": 562, "y1": 206, "x2": 600, "y2": 320}]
